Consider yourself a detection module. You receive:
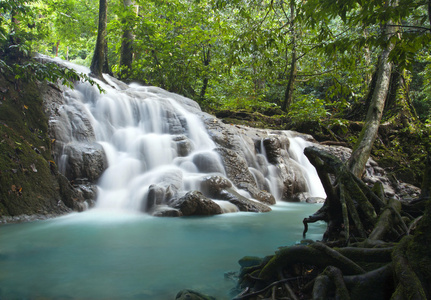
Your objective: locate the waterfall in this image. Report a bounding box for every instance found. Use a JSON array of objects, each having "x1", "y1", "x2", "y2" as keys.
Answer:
[{"x1": 48, "y1": 58, "x2": 325, "y2": 214}]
